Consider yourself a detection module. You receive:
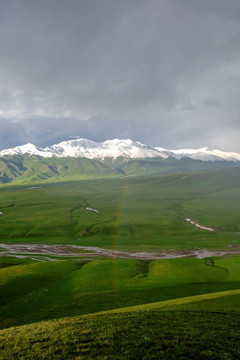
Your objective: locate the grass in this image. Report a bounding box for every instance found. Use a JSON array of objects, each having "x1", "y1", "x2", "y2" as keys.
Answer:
[
  {"x1": 0, "y1": 290, "x2": 240, "y2": 359},
  {"x1": 100, "y1": 288, "x2": 240, "y2": 314},
  {"x1": 0, "y1": 256, "x2": 240, "y2": 329},
  {"x1": 1, "y1": 153, "x2": 239, "y2": 184},
  {"x1": 0, "y1": 167, "x2": 240, "y2": 250},
  {"x1": 0, "y1": 169, "x2": 240, "y2": 357}
]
